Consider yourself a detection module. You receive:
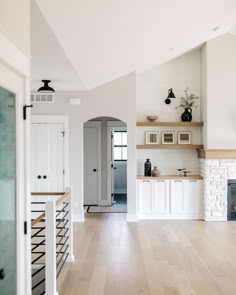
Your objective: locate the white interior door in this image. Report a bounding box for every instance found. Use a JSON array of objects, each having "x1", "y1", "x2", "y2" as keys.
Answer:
[
  {"x1": 84, "y1": 126, "x2": 100, "y2": 205},
  {"x1": 31, "y1": 123, "x2": 64, "y2": 192}
]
